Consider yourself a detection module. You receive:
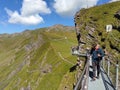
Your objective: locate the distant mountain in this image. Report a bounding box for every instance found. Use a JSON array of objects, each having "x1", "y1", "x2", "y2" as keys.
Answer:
[
  {"x1": 0, "y1": 25, "x2": 78, "y2": 90},
  {"x1": 74, "y1": 1, "x2": 120, "y2": 60},
  {"x1": 46, "y1": 24, "x2": 75, "y2": 31}
]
